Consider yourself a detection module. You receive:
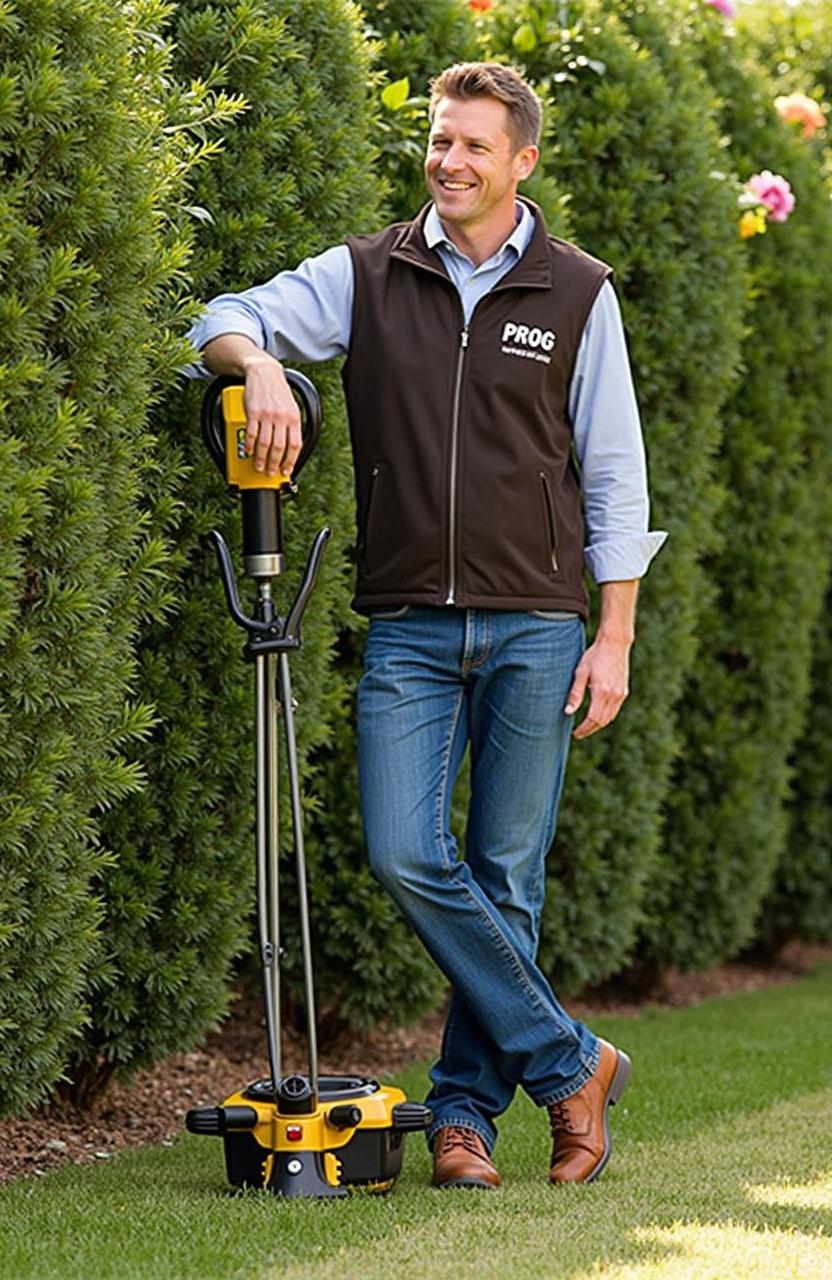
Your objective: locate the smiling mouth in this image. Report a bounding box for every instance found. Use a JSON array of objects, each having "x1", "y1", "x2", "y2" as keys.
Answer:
[{"x1": 438, "y1": 179, "x2": 476, "y2": 191}]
